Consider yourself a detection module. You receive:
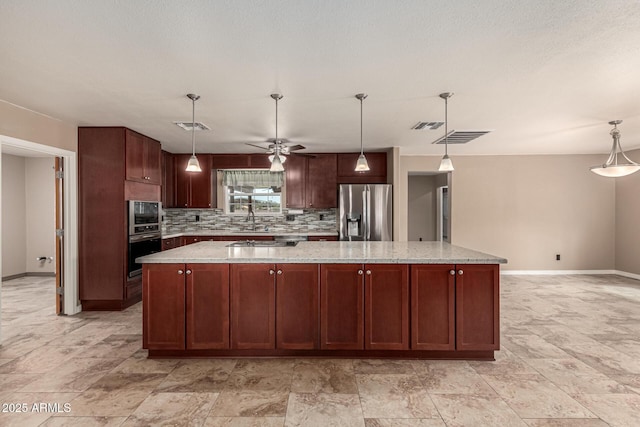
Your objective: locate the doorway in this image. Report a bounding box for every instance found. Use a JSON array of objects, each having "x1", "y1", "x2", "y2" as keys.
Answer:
[
  {"x1": 0, "y1": 134, "x2": 79, "y2": 341},
  {"x1": 407, "y1": 172, "x2": 450, "y2": 242}
]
